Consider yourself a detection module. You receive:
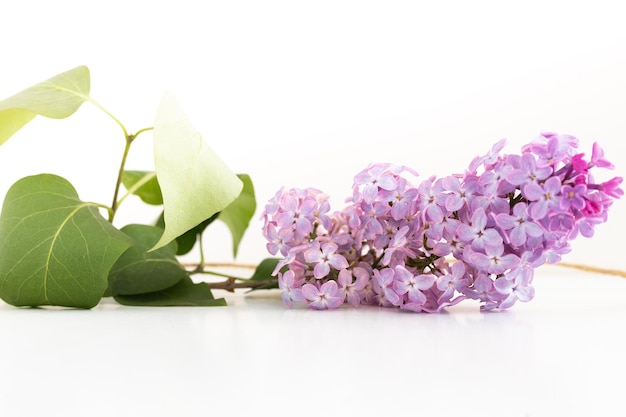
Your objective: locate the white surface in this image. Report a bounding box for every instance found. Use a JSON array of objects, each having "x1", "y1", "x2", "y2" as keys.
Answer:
[
  {"x1": 1, "y1": 266, "x2": 625, "y2": 417},
  {"x1": 1, "y1": 2, "x2": 626, "y2": 417}
]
